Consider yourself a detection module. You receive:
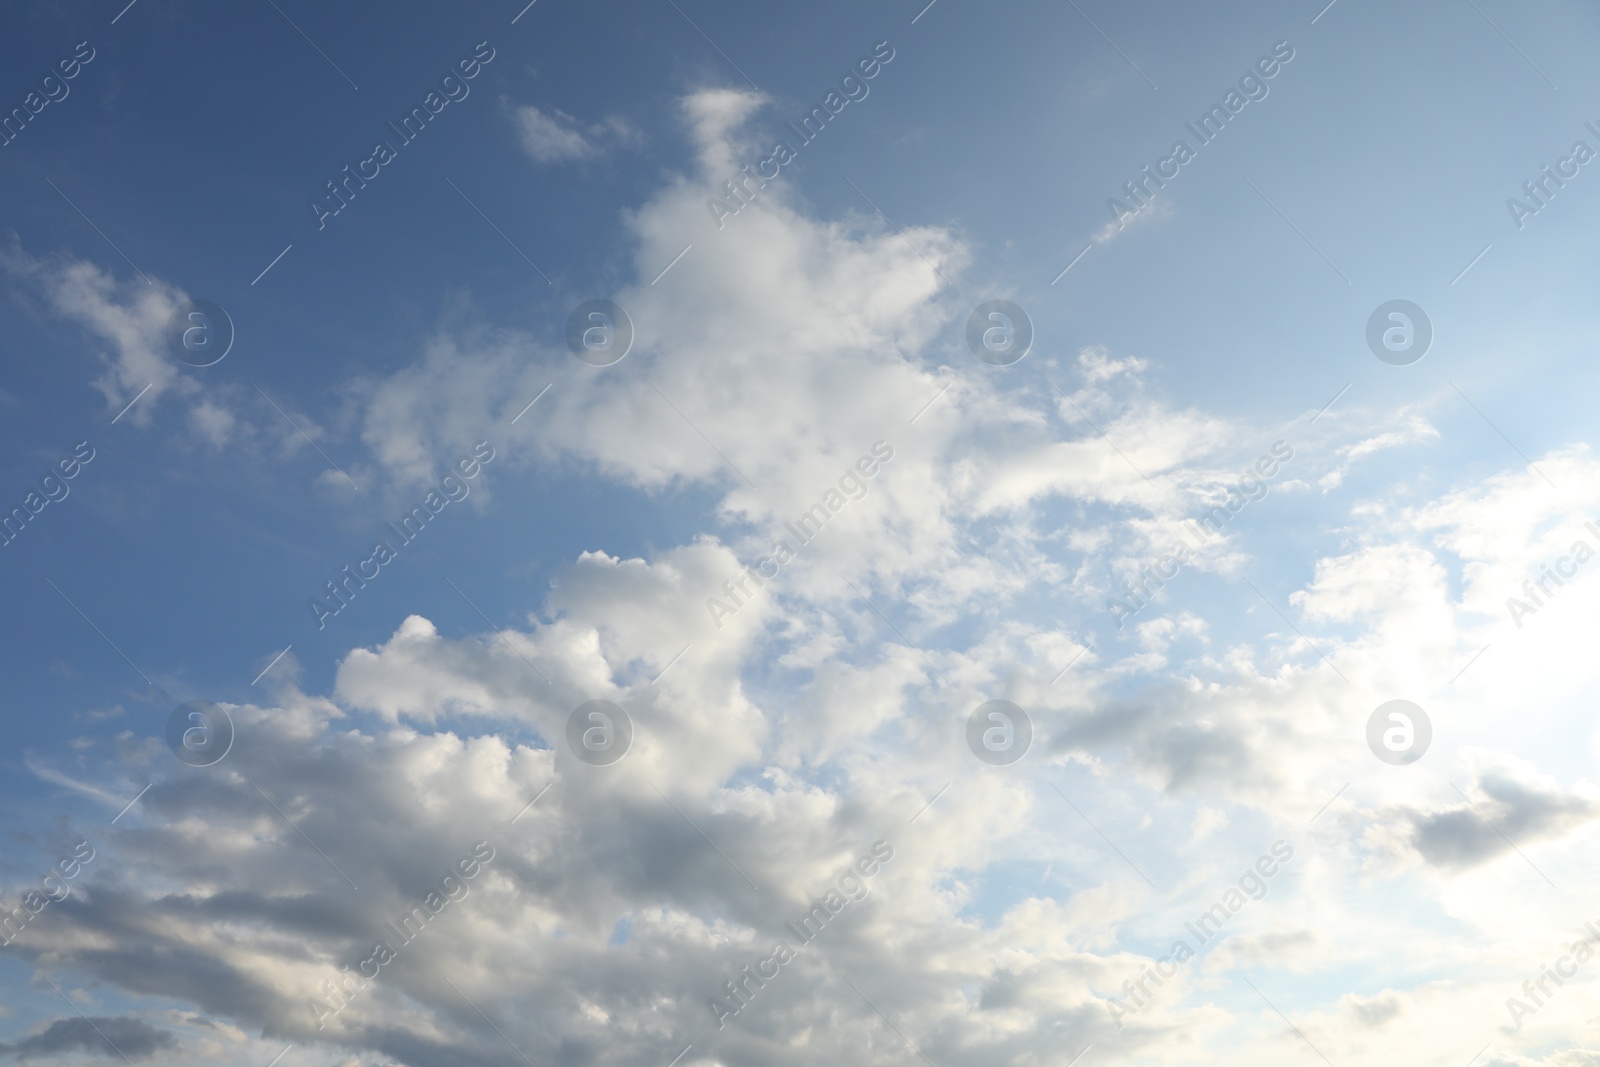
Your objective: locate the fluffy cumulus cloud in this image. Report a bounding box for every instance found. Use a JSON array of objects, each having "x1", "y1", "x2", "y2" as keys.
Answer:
[{"x1": 12, "y1": 86, "x2": 1600, "y2": 1067}]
